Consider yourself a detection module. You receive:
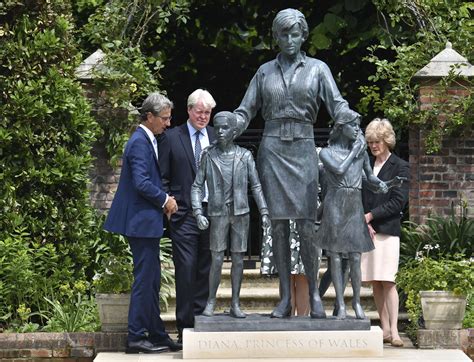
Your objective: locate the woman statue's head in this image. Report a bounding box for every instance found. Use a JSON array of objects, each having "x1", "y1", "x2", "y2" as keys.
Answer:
[{"x1": 272, "y1": 9, "x2": 308, "y2": 54}]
